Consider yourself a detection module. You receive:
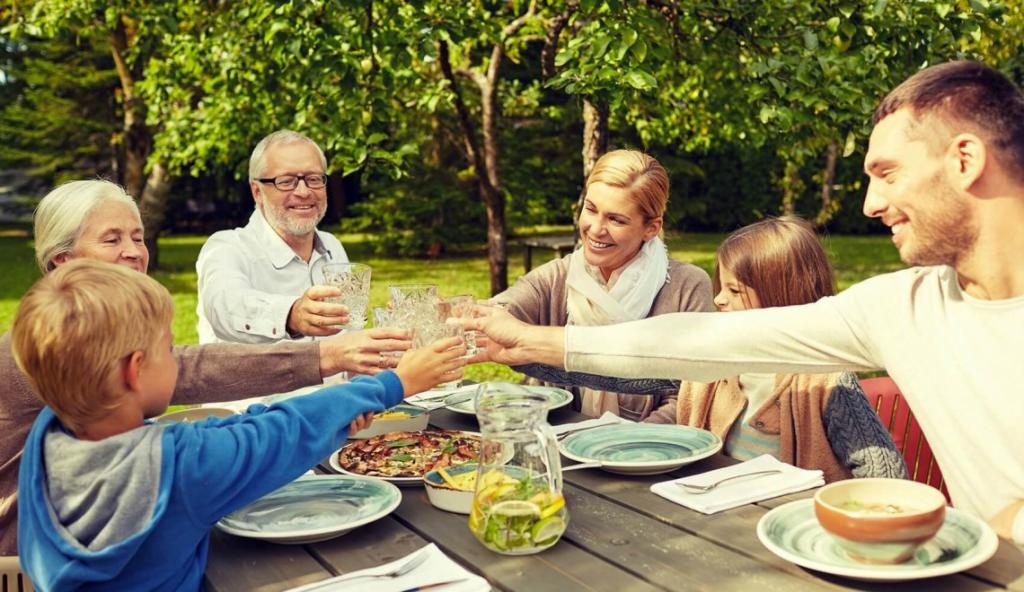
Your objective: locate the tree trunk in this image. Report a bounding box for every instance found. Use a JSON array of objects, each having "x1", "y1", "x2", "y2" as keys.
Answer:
[
  {"x1": 109, "y1": 18, "x2": 149, "y2": 203},
  {"x1": 575, "y1": 98, "x2": 608, "y2": 234},
  {"x1": 138, "y1": 162, "x2": 172, "y2": 269},
  {"x1": 813, "y1": 141, "x2": 840, "y2": 228},
  {"x1": 438, "y1": 40, "x2": 508, "y2": 295},
  {"x1": 780, "y1": 160, "x2": 802, "y2": 217},
  {"x1": 110, "y1": 16, "x2": 163, "y2": 264}
]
